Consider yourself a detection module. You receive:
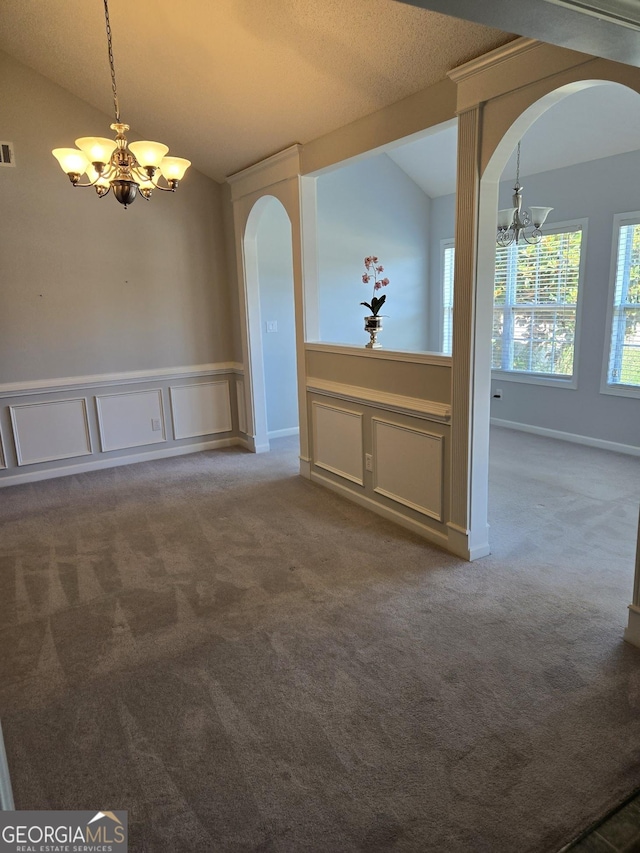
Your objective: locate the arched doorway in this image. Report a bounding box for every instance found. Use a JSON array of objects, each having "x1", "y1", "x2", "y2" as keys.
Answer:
[
  {"x1": 243, "y1": 195, "x2": 297, "y2": 450},
  {"x1": 470, "y1": 78, "x2": 640, "y2": 556}
]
